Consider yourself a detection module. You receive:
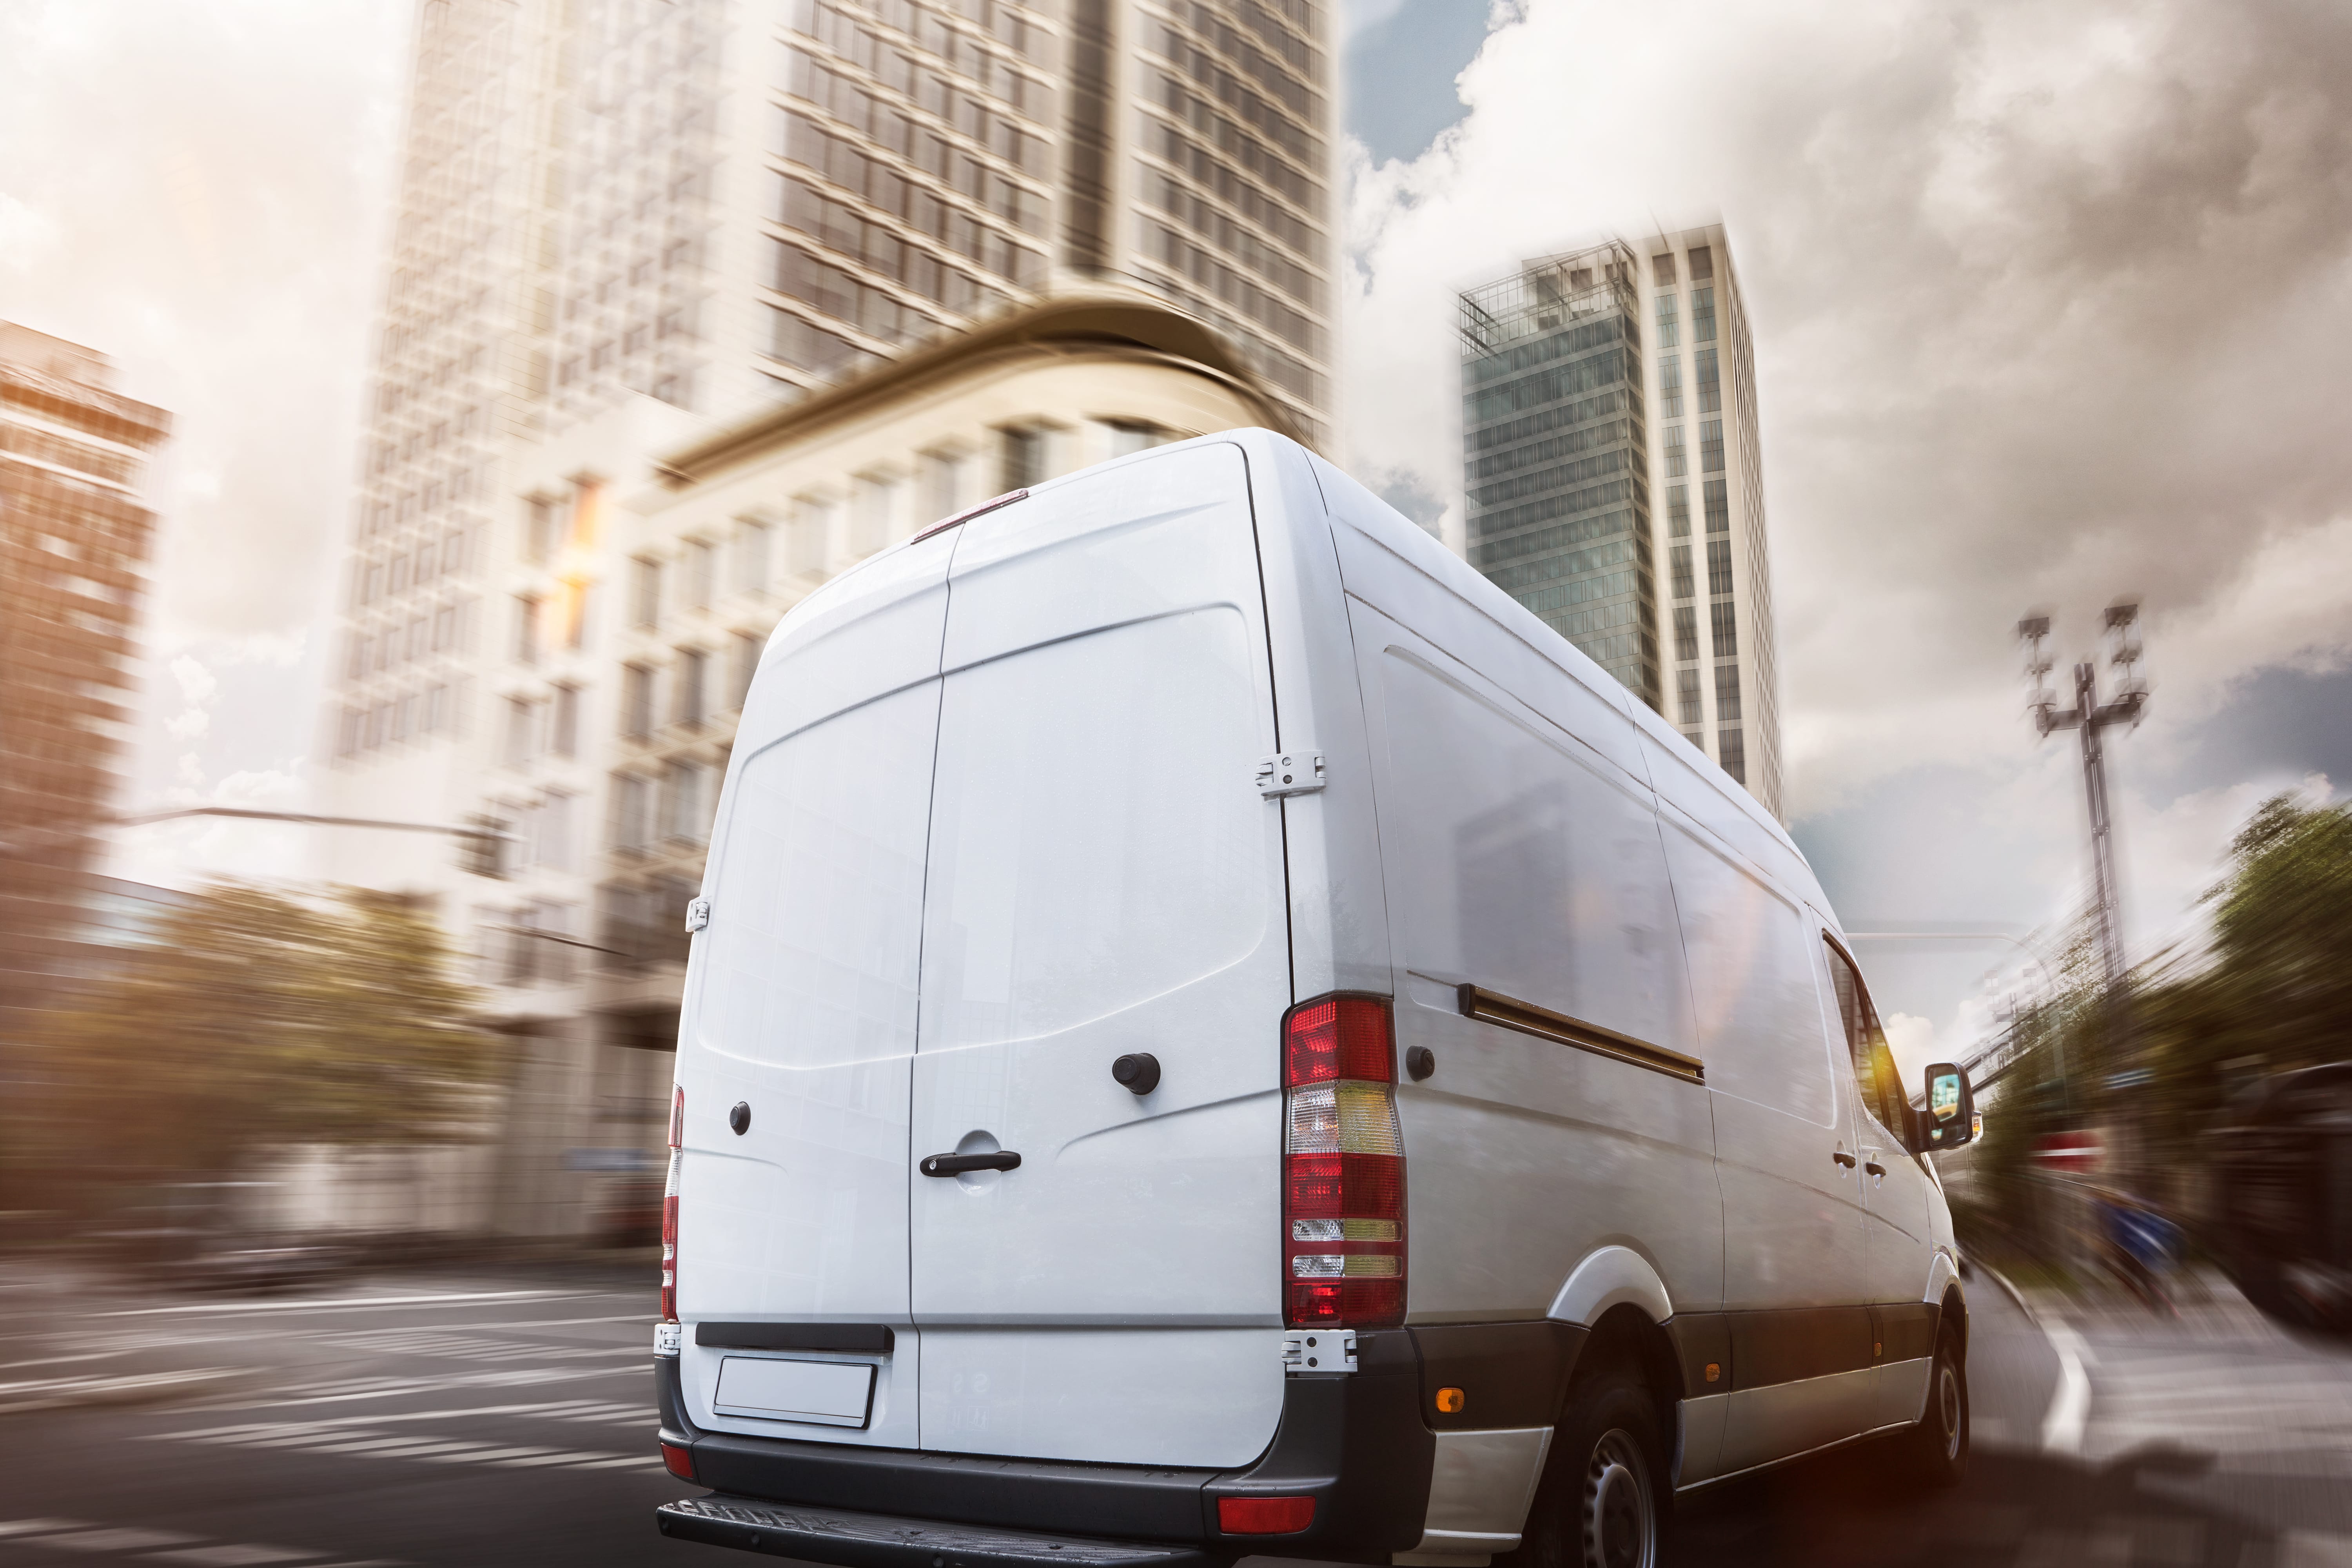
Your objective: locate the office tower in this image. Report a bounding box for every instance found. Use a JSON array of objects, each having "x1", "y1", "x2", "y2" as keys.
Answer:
[
  {"x1": 320, "y1": 0, "x2": 1322, "y2": 1235},
  {"x1": 328, "y1": 0, "x2": 1332, "y2": 789},
  {"x1": 1458, "y1": 225, "x2": 1781, "y2": 817},
  {"x1": 0, "y1": 323, "x2": 171, "y2": 1031}
]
